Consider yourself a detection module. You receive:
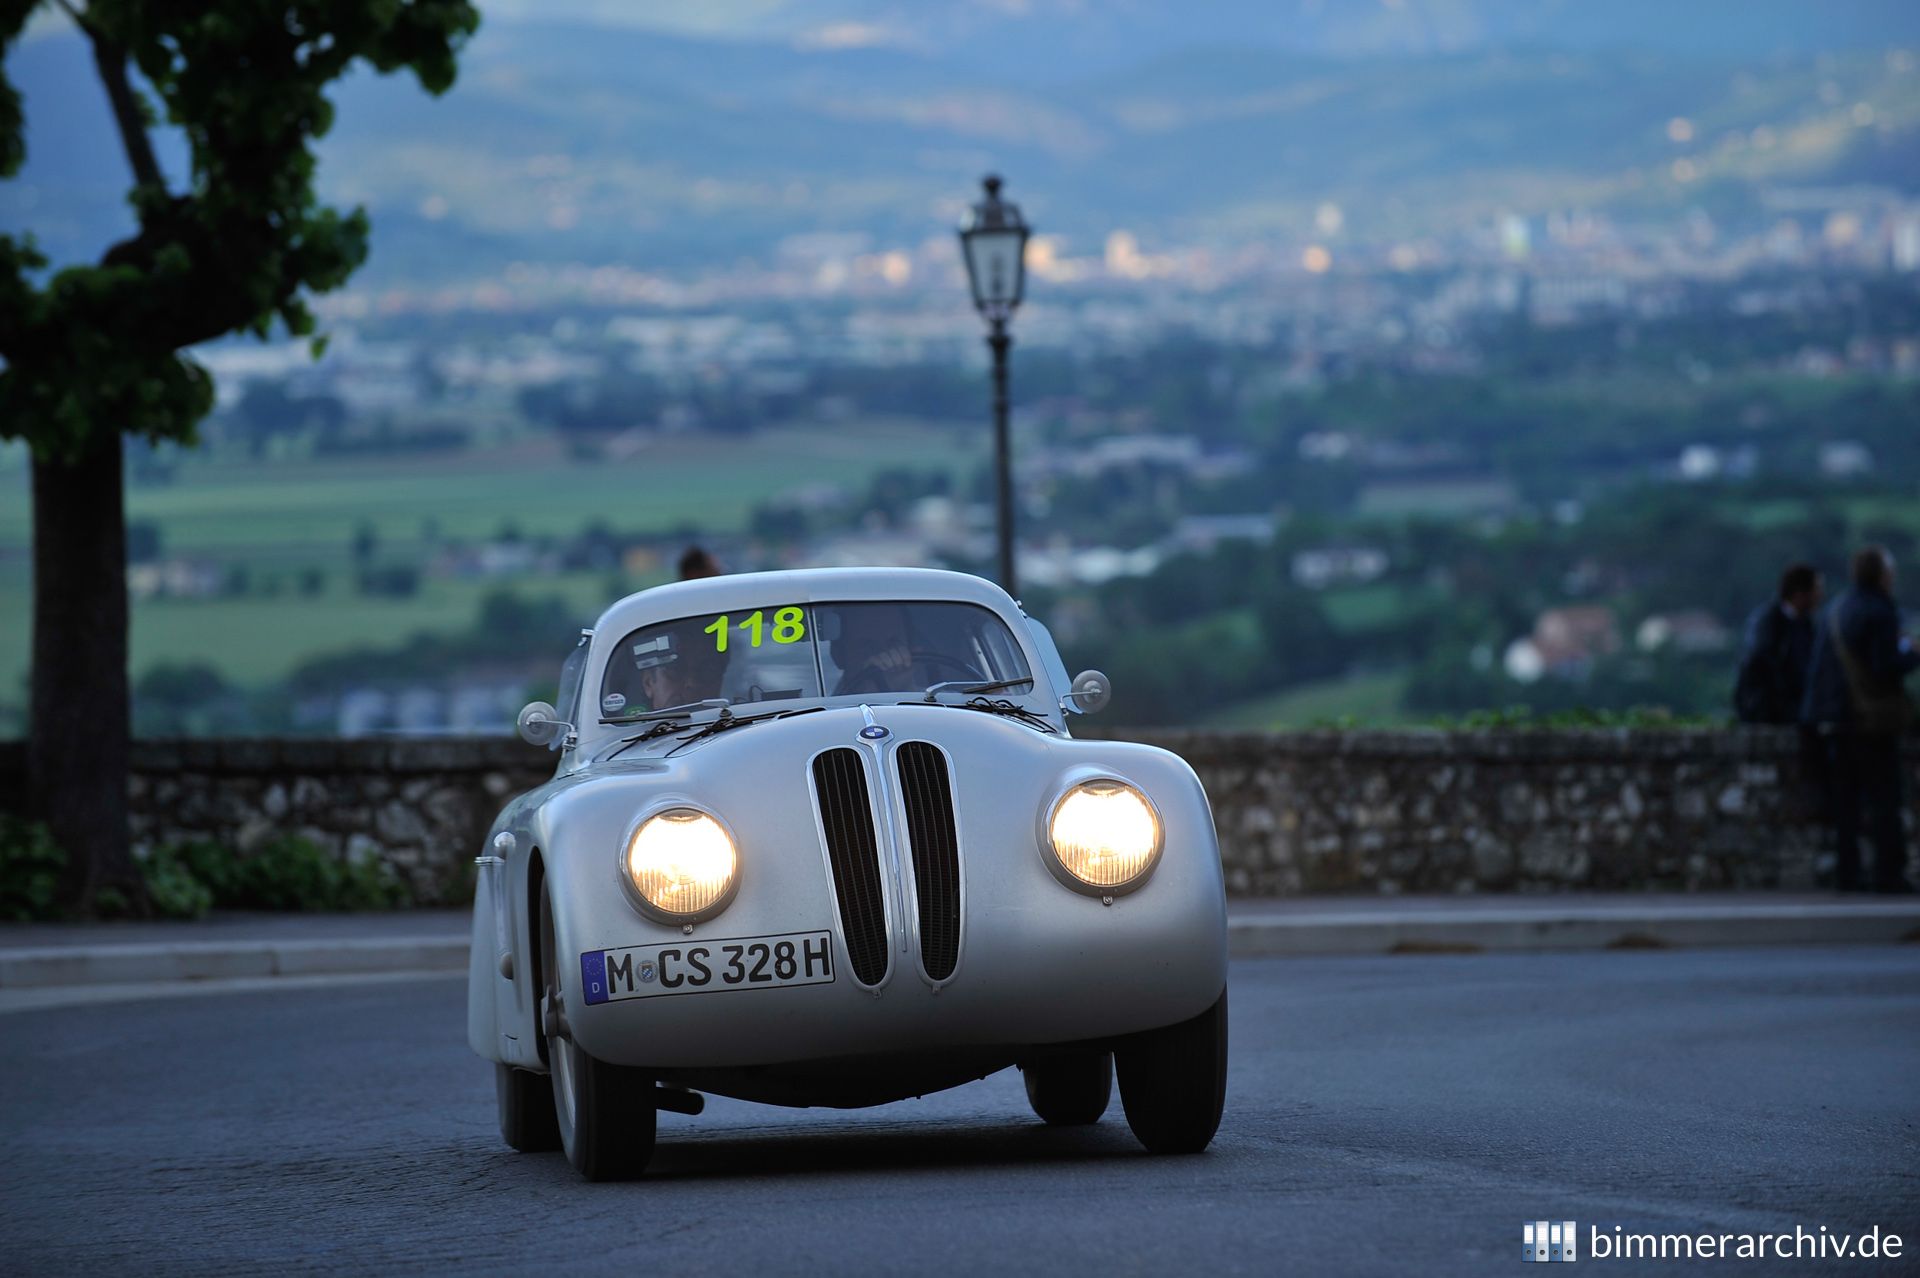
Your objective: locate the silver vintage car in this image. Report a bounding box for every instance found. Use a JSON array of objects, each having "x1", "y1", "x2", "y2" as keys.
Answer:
[{"x1": 468, "y1": 567, "x2": 1228, "y2": 1179}]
